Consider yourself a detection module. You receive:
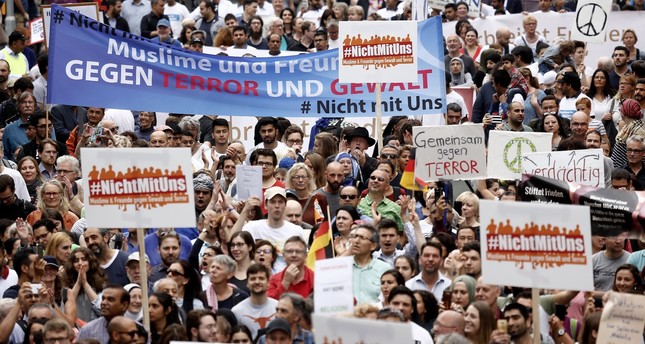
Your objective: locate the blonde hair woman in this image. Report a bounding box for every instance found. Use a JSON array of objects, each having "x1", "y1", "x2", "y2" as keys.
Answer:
[
  {"x1": 26, "y1": 180, "x2": 79, "y2": 230},
  {"x1": 285, "y1": 163, "x2": 329, "y2": 226},
  {"x1": 455, "y1": 191, "x2": 480, "y2": 231}
]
